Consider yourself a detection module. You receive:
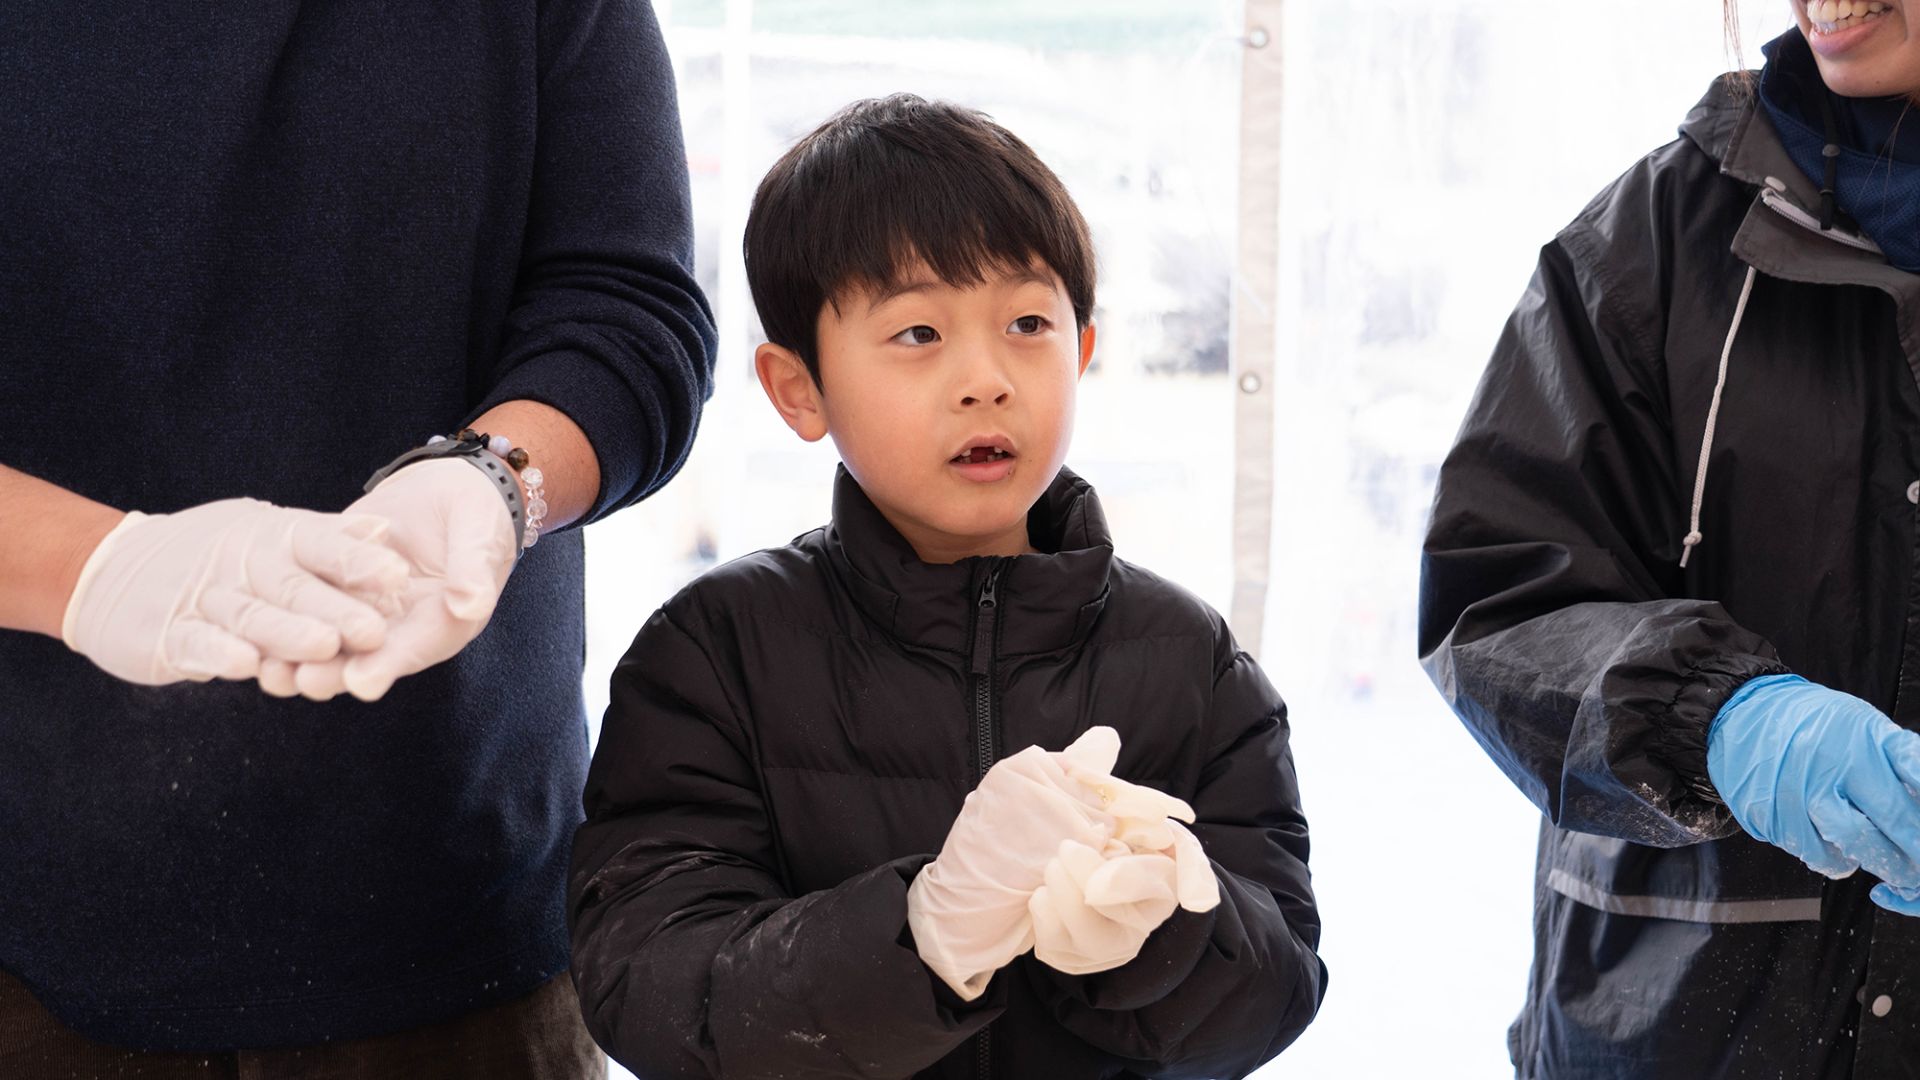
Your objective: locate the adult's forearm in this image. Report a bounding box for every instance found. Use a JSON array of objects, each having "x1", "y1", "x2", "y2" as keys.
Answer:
[
  {"x1": 466, "y1": 399, "x2": 601, "y2": 533},
  {"x1": 0, "y1": 465, "x2": 126, "y2": 637}
]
